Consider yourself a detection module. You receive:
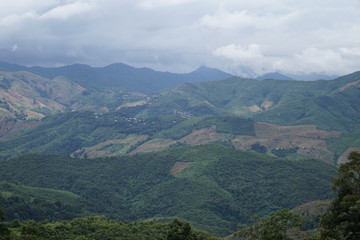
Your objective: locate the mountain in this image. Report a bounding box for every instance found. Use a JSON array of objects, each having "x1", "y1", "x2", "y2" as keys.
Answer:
[
  {"x1": 255, "y1": 72, "x2": 293, "y2": 80},
  {"x1": 0, "y1": 71, "x2": 85, "y2": 122},
  {"x1": 0, "y1": 145, "x2": 337, "y2": 235},
  {"x1": 288, "y1": 72, "x2": 338, "y2": 81},
  {"x1": 141, "y1": 71, "x2": 360, "y2": 132},
  {"x1": 0, "y1": 62, "x2": 233, "y2": 94},
  {"x1": 1, "y1": 71, "x2": 360, "y2": 163},
  {"x1": 0, "y1": 112, "x2": 343, "y2": 164}
]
